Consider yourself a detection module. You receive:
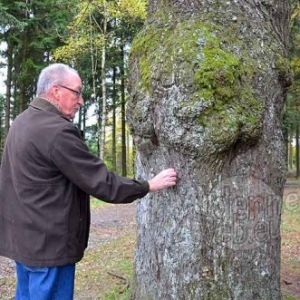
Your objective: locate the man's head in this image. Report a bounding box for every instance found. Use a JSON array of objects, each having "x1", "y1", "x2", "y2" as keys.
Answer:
[{"x1": 37, "y1": 63, "x2": 84, "y2": 120}]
